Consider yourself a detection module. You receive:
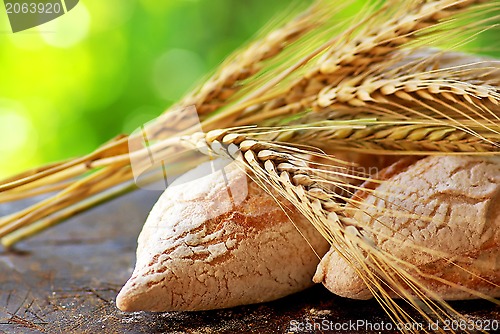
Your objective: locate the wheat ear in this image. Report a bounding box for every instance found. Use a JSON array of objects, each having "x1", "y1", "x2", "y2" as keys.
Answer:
[
  {"x1": 180, "y1": 128, "x2": 498, "y2": 333},
  {"x1": 0, "y1": 1, "x2": 343, "y2": 242},
  {"x1": 175, "y1": 1, "x2": 329, "y2": 116},
  {"x1": 1, "y1": 1, "x2": 498, "y2": 256},
  {"x1": 277, "y1": 119, "x2": 500, "y2": 154},
  {"x1": 235, "y1": 0, "x2": 499, "y2": 124}
]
